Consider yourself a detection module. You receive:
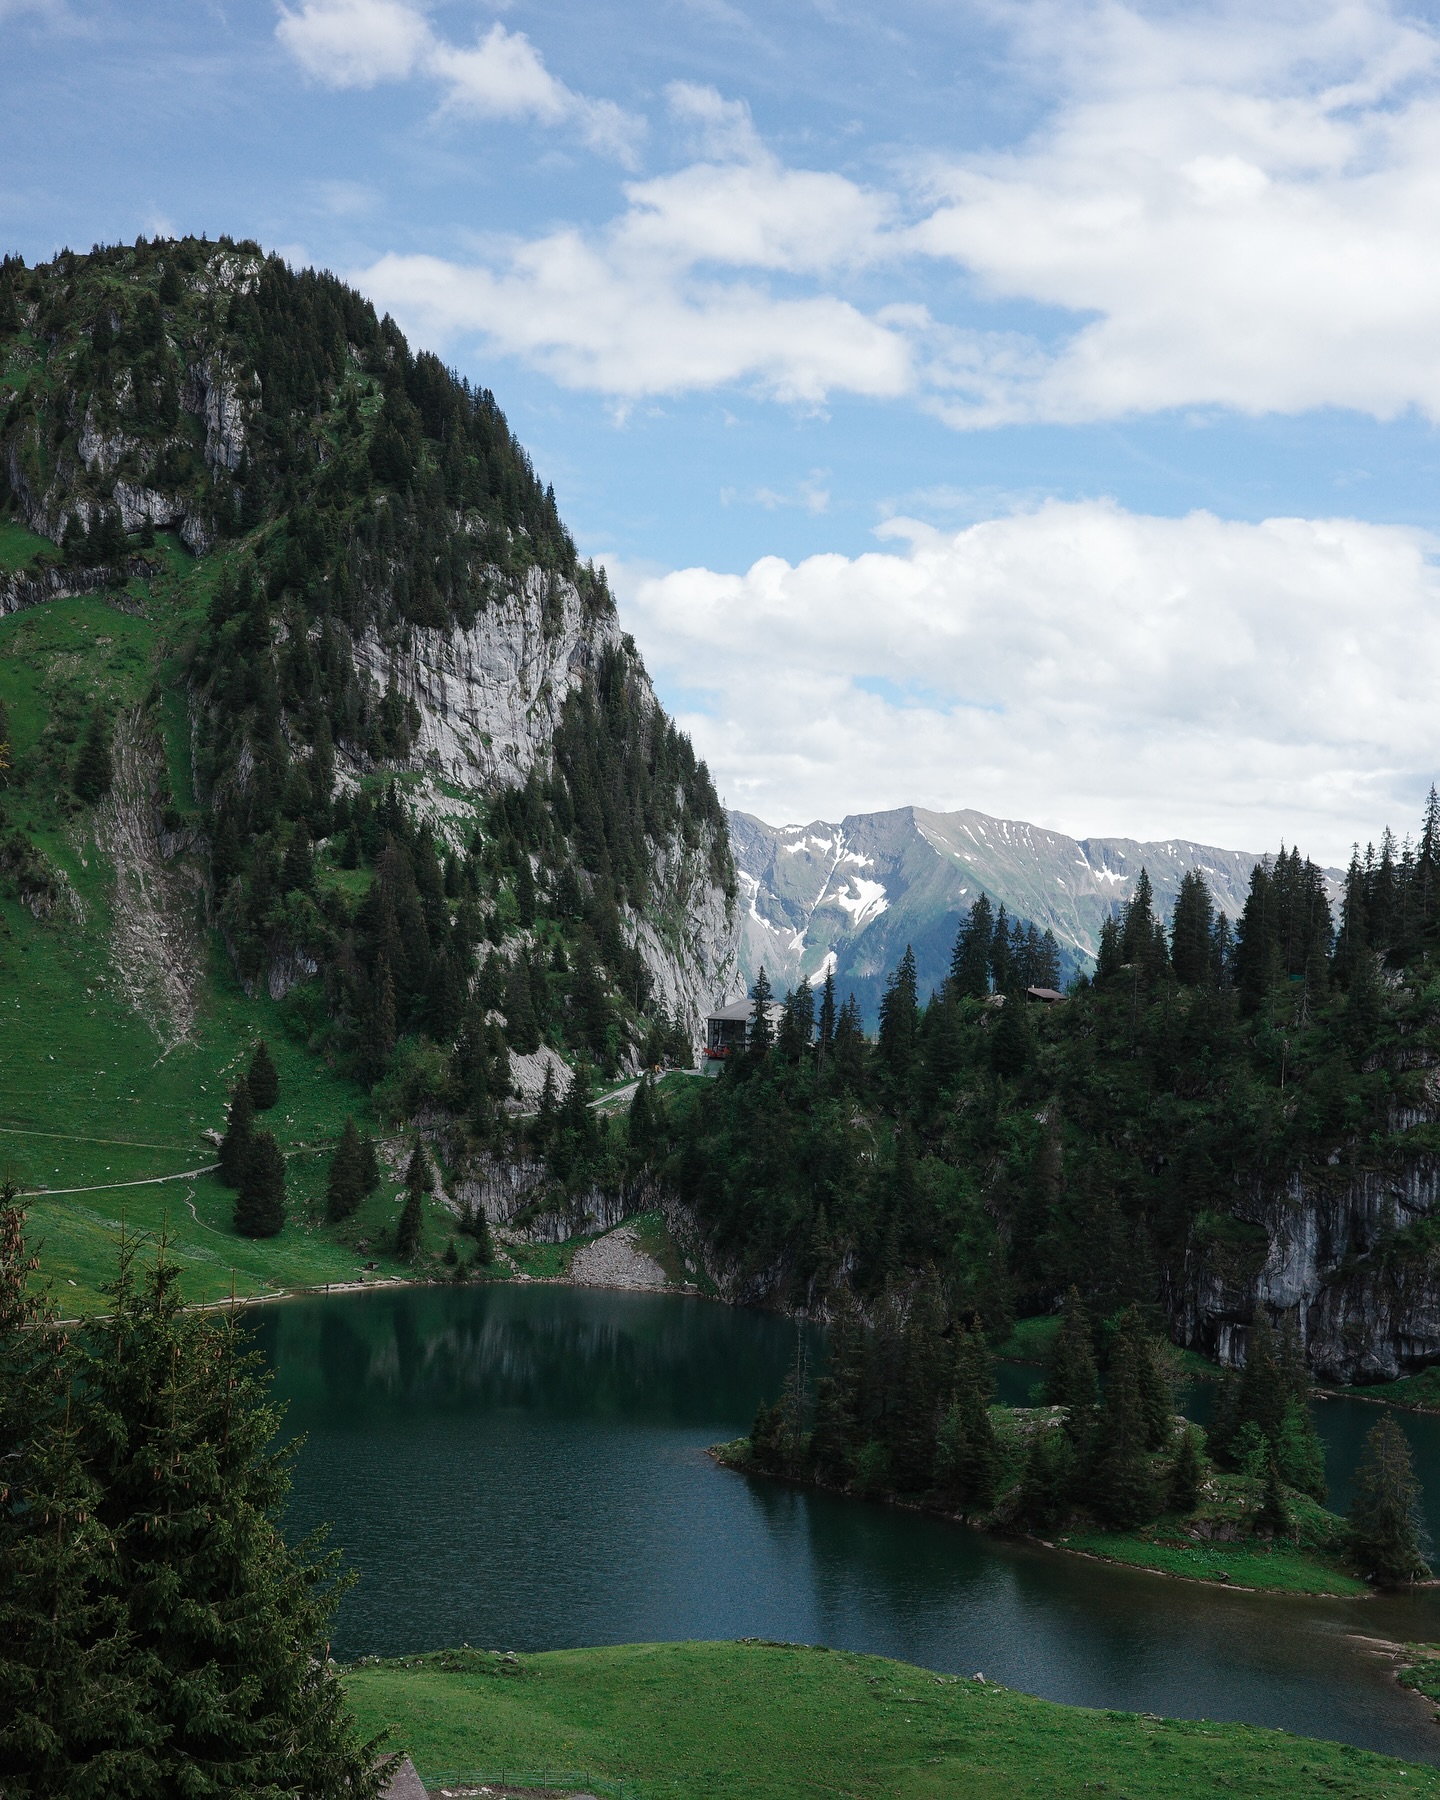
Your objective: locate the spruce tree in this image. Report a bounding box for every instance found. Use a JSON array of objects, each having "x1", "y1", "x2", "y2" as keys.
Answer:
[
  {"x1": 325, "y1": 1116, "x2": 365, "y2": 1223},
  {"x1": 234, "y1": 1130, "x2": 286, "y2": 1238},
  {"x1": 1349, "y1": 1415, "x2": 1430, "y2": 1585},
  {"x1": 505, "y1": 956, "x2": 540, "y2": 1055},
  {"x1": 749, "y1": 965, "x2": 774, "y2": 1055},
  {"x1": 361, "y1": 959, "x2": 397, "y2": 1086},
  {"x1": 281, "y1": 822, "x2": 314, "y2": 895},
  {"x1": 990, "y1": 992, "x2": 1032, "y2": 1079},
  {"x1": 1044, "y1": 1288, "x2": 1099, "y2": 1444},
  {"x1": 404, "y1": 1137, "x2": 433, "y2": 1194},
  {"x1": 217, "y1": 1077, "x2": 255, "y2": 1188},
  {"x1": 1170, "y1": 870, "x2": 1216, "y2": 987},
  {"x1": 1259, "y1": 1453, "x2": 1291, "y2": 1539},
  {"x1": 1114, "y1": 1306, "x2": 1173, "y2": 1451},
  {"x1": 935, "y1": 1324, "x2": 1000, "y2": 1509},
  {"x1": 1087, "y1": 1332, "x2": 1155, "y2": 1528},
  {"x1": 816, "y1": 968, "x2": 836, "y2": 1062},
  {"x1": 628, "y1": 1073, "x2": 656, "y2": 1154},
  {"x1": 1167, "y1": 1425, "x2": 1204, "y2": 1513},
  {"x1": 246, "y1": 1039, "x2": 280, "y2": 1111},
  {"x1": 950, "y1": 894, "x2": 995, "y2": 999},
  {"x1": 395, "y1": 1187, "x2": 424, "y2": 1260},
  {"x1": 877, "y1": 946, "x2": 920, "y2": 1084},
  {"x1": 1276, "y1": 1400, "x2": 1327, "y2": 1502},
  {"x1": 72, "y1": 706, "x2": 113, "y2": 804},
  {"x1": 0, "y1": 1186, "x2": 147, "y2": 1795},
  {"x1": 75, "y1": 1237, "x2": 390, "y2": 1795},
  {"x1": 471, "y1": 1205, "x2": 494, "y2": 1266},
  {"x1": 358, "y1": 1130, "x2": 382, "y2": 1195}
]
